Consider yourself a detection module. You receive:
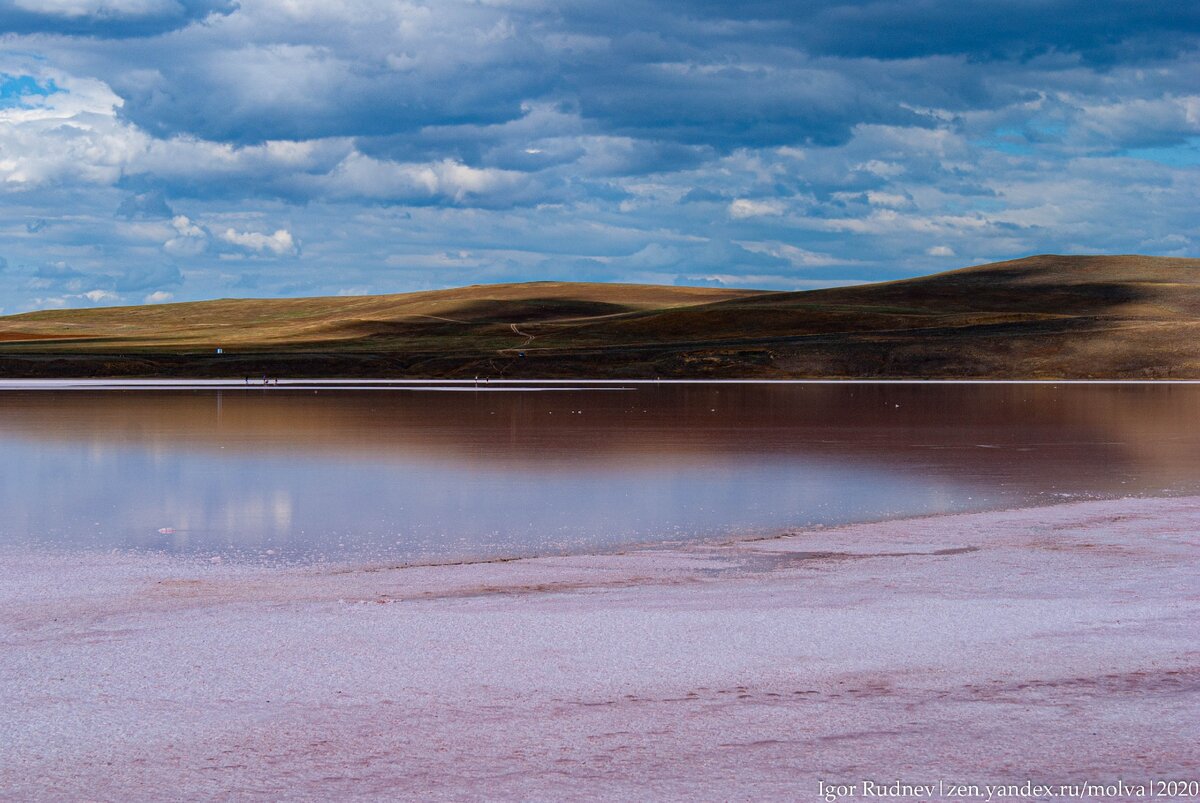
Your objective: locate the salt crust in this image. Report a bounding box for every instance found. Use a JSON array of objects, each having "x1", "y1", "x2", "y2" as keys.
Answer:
[{"x1": 2, "y1": 497, "x2": 1198, "y2": 801}]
